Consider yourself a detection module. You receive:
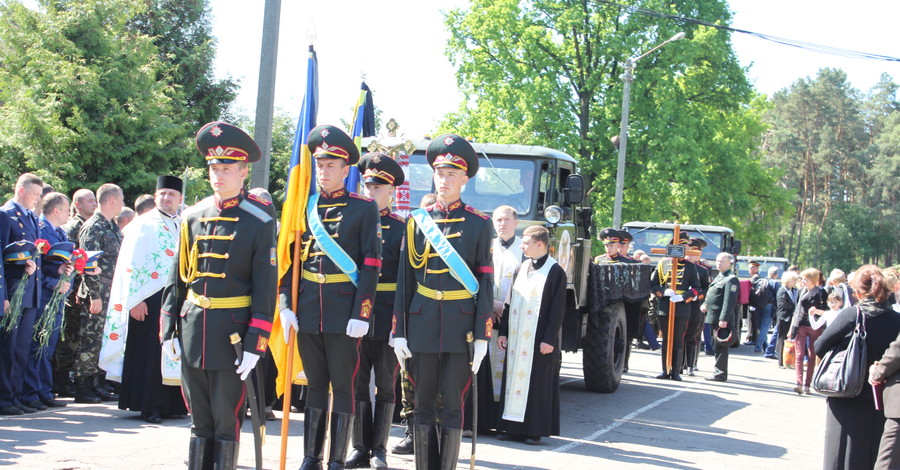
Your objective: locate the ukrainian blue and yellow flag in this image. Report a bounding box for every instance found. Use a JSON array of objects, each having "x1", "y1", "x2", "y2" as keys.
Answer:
[
  {"x1": 344, "y1": 81, "x2": 375, "y2": 192},
  {"x1": 272, "y1": 45, "x2": 318, "y2": 393}
]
